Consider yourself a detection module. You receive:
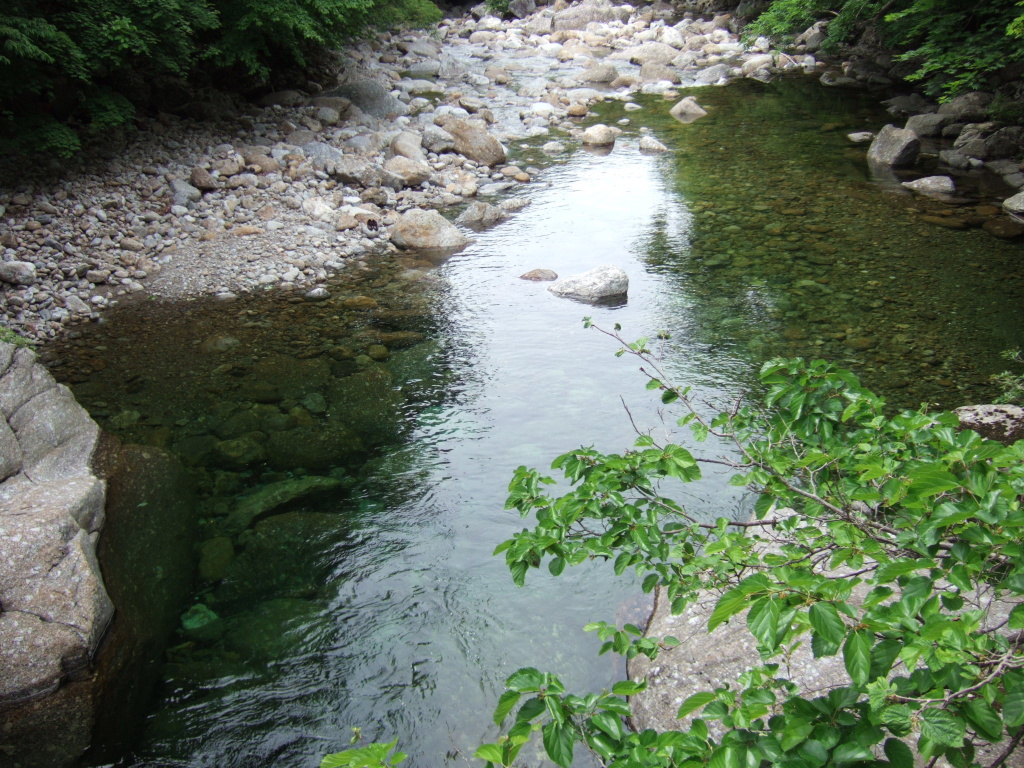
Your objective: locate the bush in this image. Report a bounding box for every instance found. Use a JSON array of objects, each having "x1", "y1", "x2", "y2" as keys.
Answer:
[
  {"x1": 0, "y1": 0, "x2": 440, "y2": 158},
  {"x1": 746, "y1": 0, "x2": 1024, "y2": 98},
  {"x1": 324, "y1": 323, "x2": 1024, "y2": 768}
]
